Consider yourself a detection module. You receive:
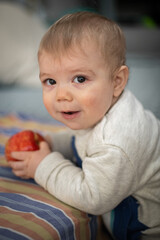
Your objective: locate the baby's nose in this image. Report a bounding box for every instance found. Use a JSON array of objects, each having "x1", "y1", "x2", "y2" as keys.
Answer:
[{"x1": 56, "y1": 84, "x2": 73, "y2": 102}]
